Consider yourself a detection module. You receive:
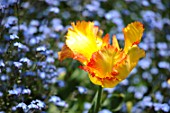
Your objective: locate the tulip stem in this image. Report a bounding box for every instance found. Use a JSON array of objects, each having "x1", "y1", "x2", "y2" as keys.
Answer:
[
  {"x1": 94, "y1": 86, "x2": 102, "y2": 113},
  {"x1": 88, "y1": 86, "x2": 103, "y2": 113}
]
